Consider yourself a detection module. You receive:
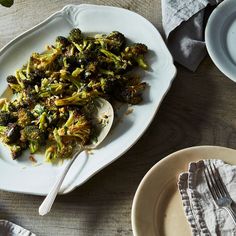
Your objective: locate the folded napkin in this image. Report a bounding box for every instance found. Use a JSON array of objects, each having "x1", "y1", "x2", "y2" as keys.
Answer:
[
  {"x1": 161, "y1": 0, "x2": 222, "y2": 71},
  {"x1": 178, "y1": 159, "x2": 236, "y2": 235},
  {"x1": 0, "y1": 220, "x2": 36, "y2": 236}
]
